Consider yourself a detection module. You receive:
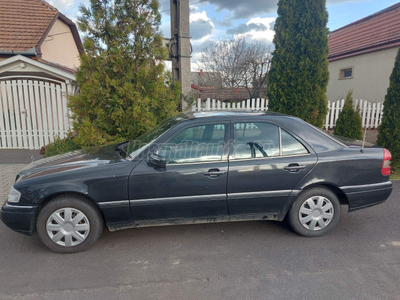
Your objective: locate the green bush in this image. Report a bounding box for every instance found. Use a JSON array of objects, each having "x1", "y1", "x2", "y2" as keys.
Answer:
[
  {"x1": 44, "y1": 136, "x2": 81, "y2": 157},
  {"x1": 267, "y1": 0, "x2": 329, "y2": 127},
  {"x1": 334, "y1": 91, "x2": 363, "y2": 140},
  {"x1": 69, "y1": 0, "x2": 180, "y2": 148},
  {"x1": 377, "y1": 47, "x2": 400, "y2": 171}
]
